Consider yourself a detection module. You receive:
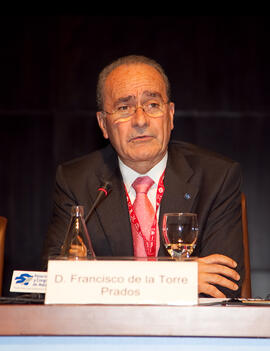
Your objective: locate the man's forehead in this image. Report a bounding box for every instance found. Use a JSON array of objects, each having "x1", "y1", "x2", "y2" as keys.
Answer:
[{"x1": 104, "y1": 64, "x2": 167, "y2": 103}]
